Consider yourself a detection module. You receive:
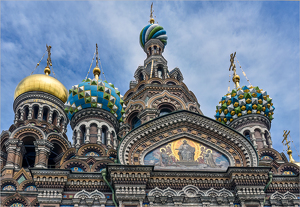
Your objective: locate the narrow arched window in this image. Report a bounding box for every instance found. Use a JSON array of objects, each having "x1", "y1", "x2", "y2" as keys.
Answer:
[
  {"x1": 159, "y1": 108, "x2": 172, "y2": 116},
  {"x1": 52, "y1": 111, "x2": 57, "y2": 125},
  {"x1": 80, "y1": 125, "x2": 86, "y2": 143},
  {"x1": 60, "y1": 117, "x2": 64, "y2": 127},
  {"x1": 139, "y1": 73, "x2": 144, "y2": 81},
  {"x1": 43, "y1": 108, "x2": 48, "y2": 121},
  {"x1": 24, "y1": 107, "x2": 29, "y2": 120},
  {"x1": 102, "y1": 127, "x2": 107, "y2": 145},
  {"x1": 132, "y1": 116, "x2": 141, "y2": 129},
  {"x1": 244, "y1": 131, "x2": 250, "y2": 140},
  {"x1": 33, "y1": 106, "x2": 39, "y2": 119}
]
